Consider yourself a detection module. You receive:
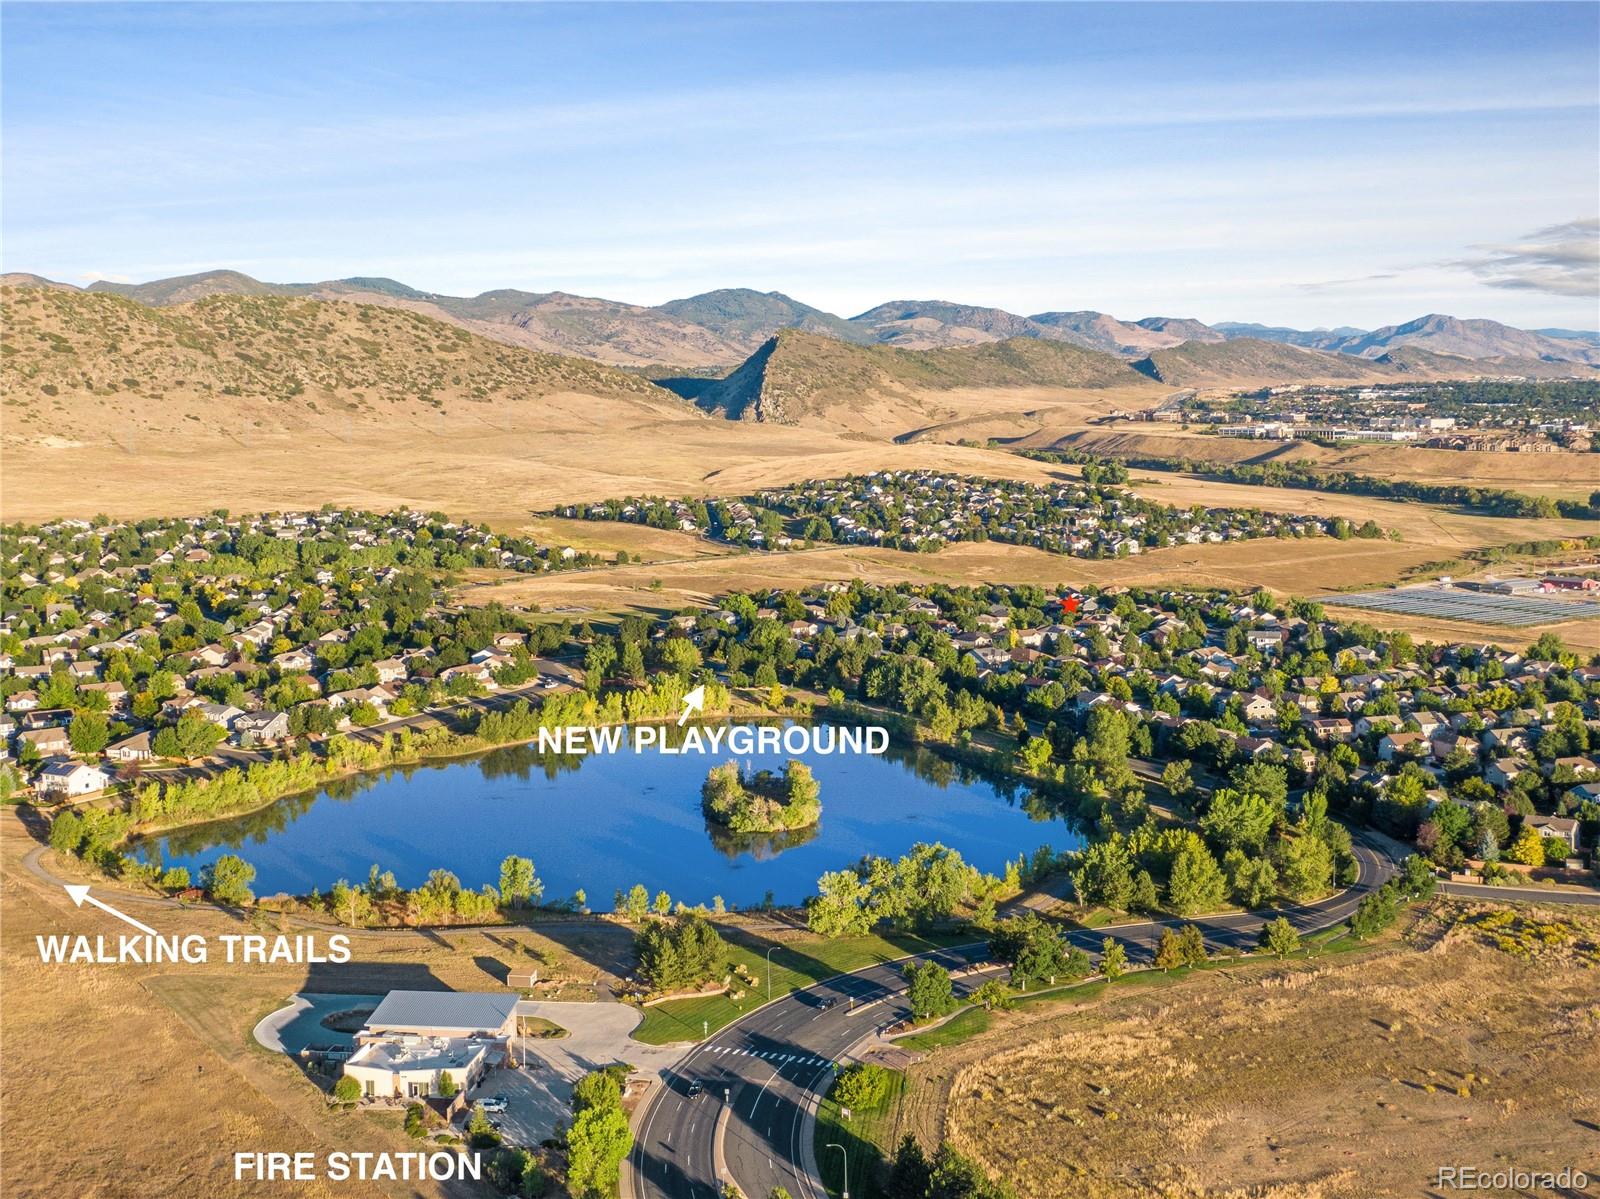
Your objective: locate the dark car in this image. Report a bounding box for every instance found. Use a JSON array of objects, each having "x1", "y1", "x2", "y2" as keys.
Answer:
[
  {"x1": 818, "y1": 997, "x2": 839, "y2": 1010},
  {"x1": 686, "y1": 1079, "x2": 705, "y2": 1099}
]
